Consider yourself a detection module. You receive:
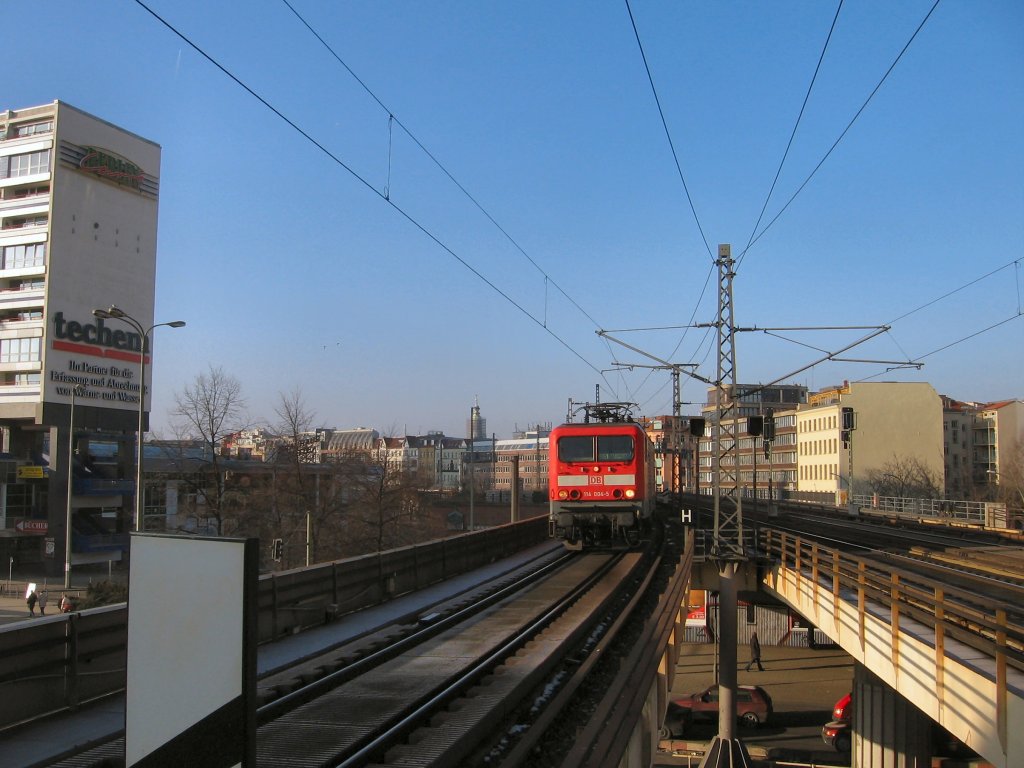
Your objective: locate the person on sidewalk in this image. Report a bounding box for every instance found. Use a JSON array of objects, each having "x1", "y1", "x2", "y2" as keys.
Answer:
[
  {"x1": 745, "y1": 630, "x2": 765, "y2": 672},
  {"x1": 26, "y1": 589, "x2": 38, "y2": 617},
  {"x1": 38, "y1": 590, "x2": 48, "y2": 615}
]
